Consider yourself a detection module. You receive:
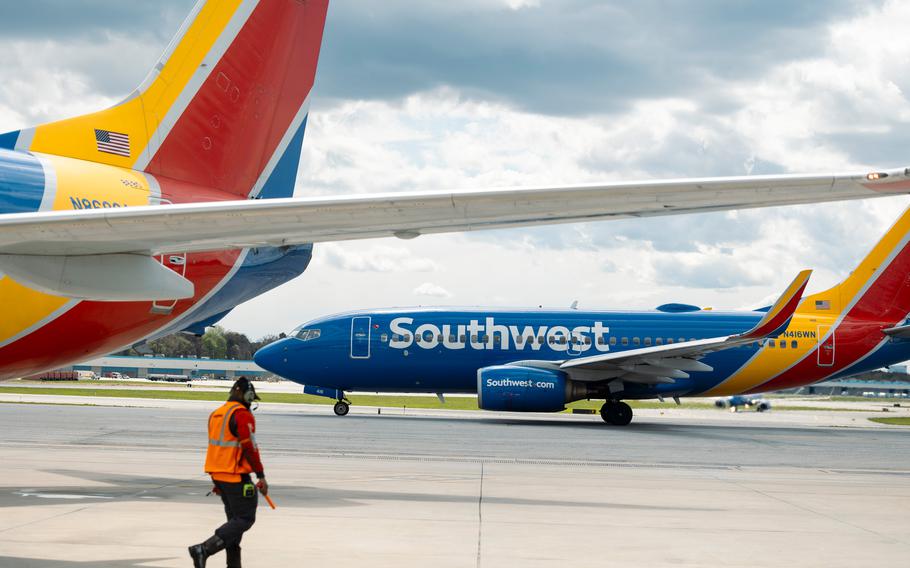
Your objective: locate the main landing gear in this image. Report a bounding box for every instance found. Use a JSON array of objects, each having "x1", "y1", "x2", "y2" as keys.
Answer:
[
  {"x1": 333, "y1": 398, "x2": 350, "y2": 416},
  {"x1": 600, "y1": 400, "x2": 633, "y2": 426}
]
